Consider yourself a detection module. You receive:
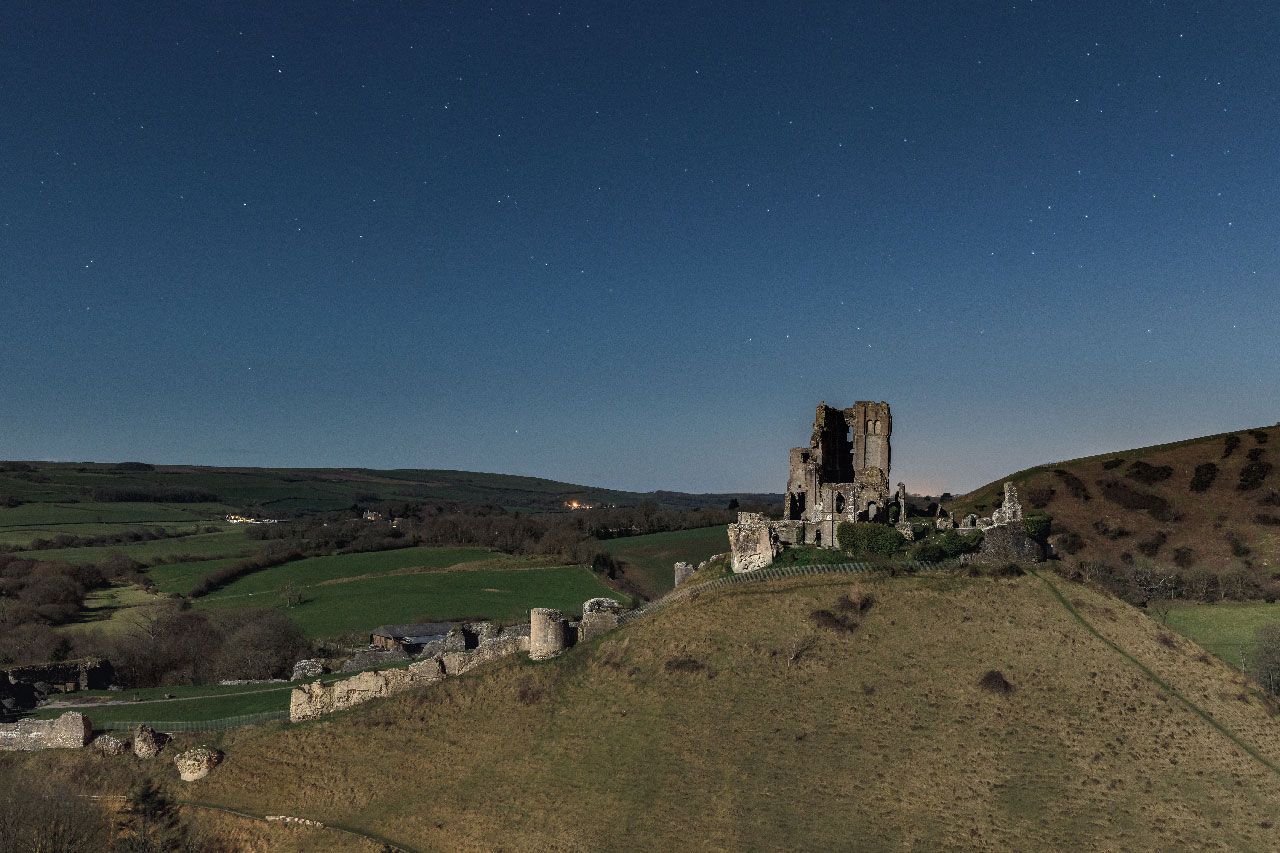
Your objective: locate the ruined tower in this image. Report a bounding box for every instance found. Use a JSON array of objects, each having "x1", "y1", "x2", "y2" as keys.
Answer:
[
  {"x1": 850, "y1": 400, "x2": 891, "y2": 474},
  {"x1": 734, "y1": 400, "x2": 894, "y2": 569}
]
